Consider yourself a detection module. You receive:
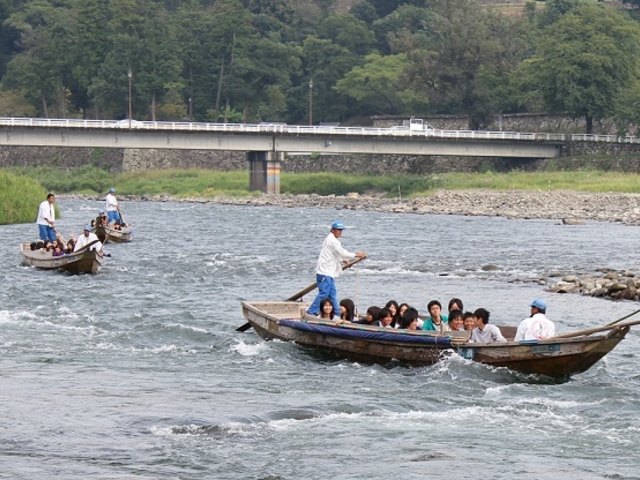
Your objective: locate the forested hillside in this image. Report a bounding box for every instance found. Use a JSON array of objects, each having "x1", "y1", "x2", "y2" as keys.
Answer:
[{"x1": 0, "y1": 0, "x2": 639, "y2": 132}]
